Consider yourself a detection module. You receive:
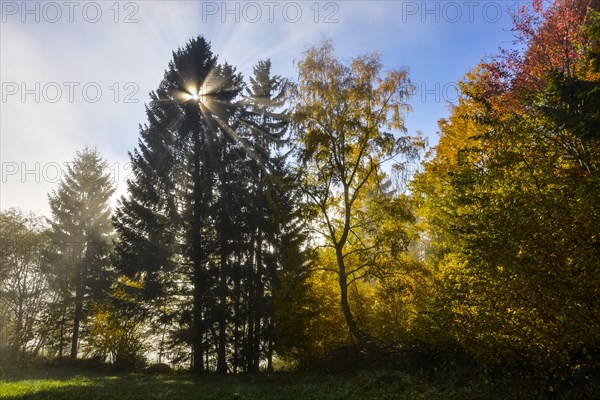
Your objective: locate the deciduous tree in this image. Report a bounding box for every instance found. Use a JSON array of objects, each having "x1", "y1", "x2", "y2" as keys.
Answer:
[{"x1": 292, "y1": 40, "x2": 424, "y2": 346}]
